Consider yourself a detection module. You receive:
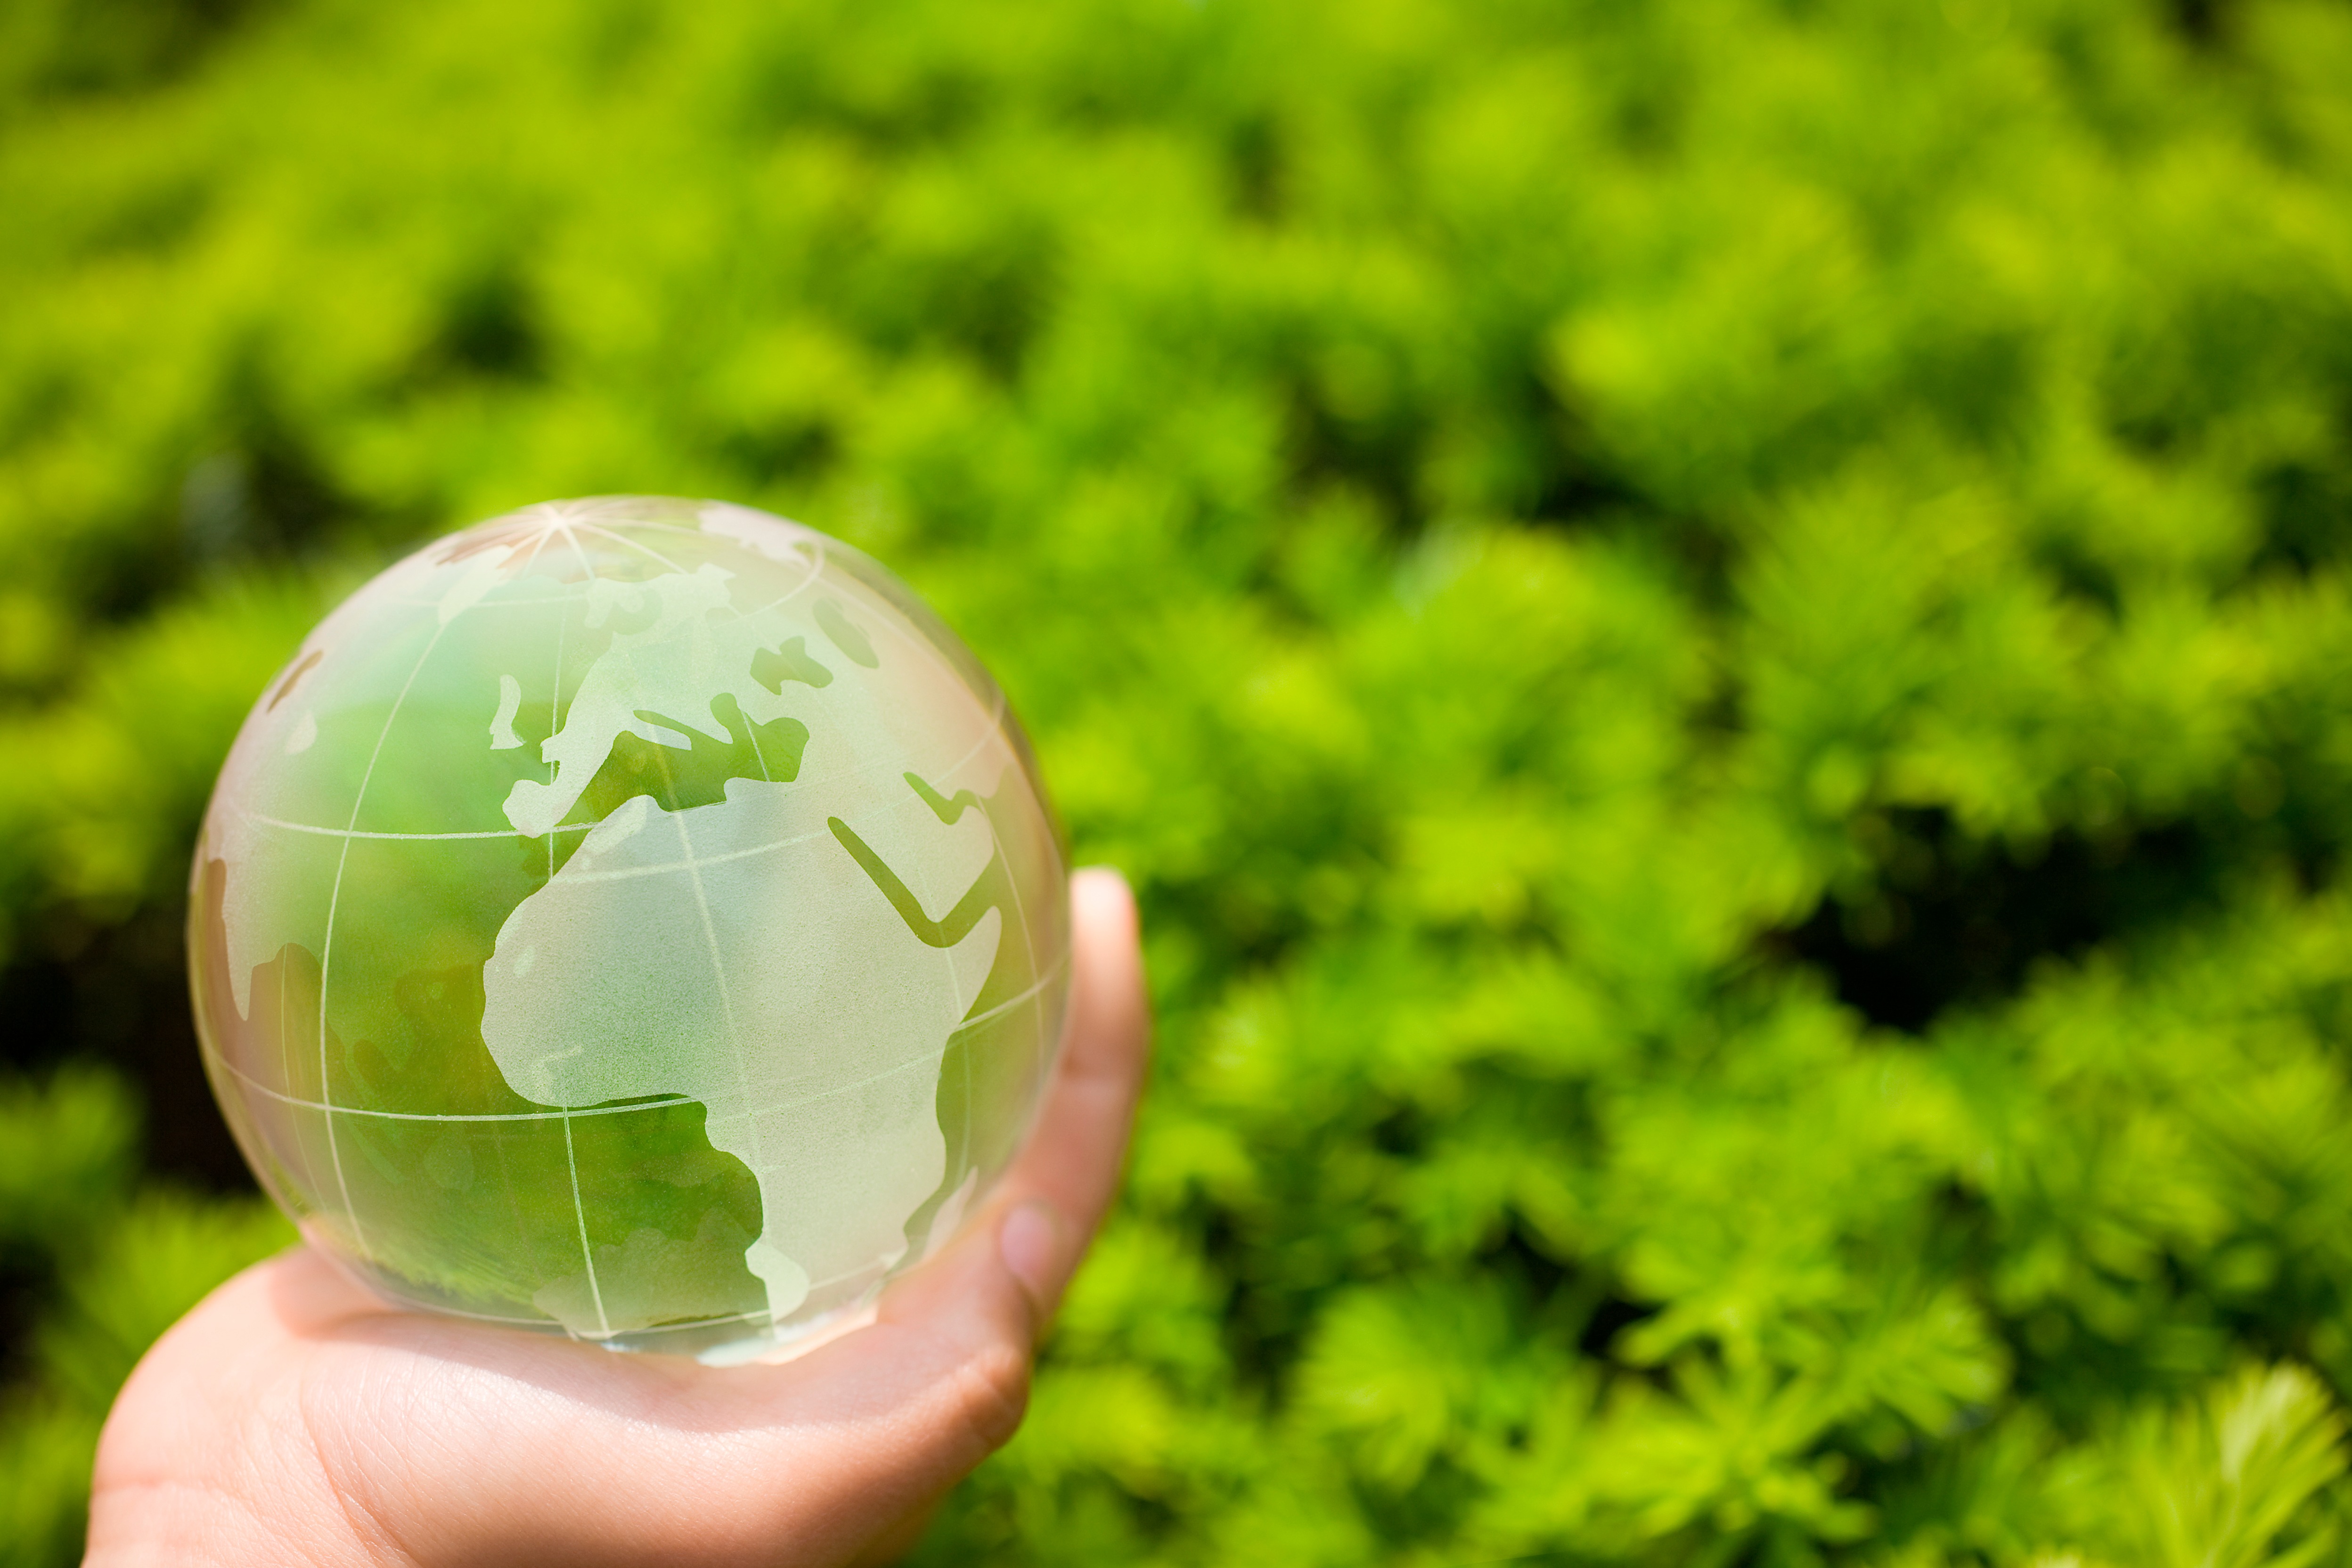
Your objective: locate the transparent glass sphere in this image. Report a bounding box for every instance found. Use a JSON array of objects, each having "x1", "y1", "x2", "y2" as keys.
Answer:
[{"x1": 189, "y1": 497, "x2": 1069, "y2": 1361}]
